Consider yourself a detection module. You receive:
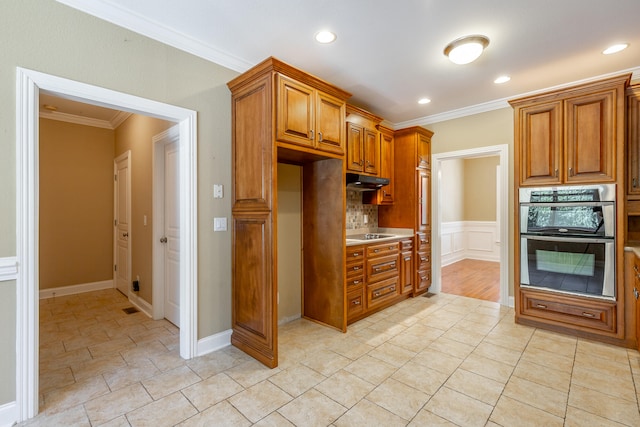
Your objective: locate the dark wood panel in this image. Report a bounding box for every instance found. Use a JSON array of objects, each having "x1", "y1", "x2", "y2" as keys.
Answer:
[{"x1": 302, "y1": 158, "x2": 346, "y2": 331}]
